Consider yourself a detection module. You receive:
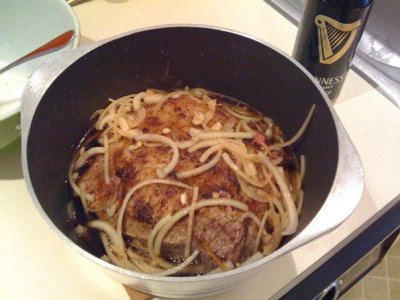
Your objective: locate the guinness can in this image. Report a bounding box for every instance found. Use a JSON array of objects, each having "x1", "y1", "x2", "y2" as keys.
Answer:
[{"x1": 292, "y1": 0, "x2": 374, "y2": 102}]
